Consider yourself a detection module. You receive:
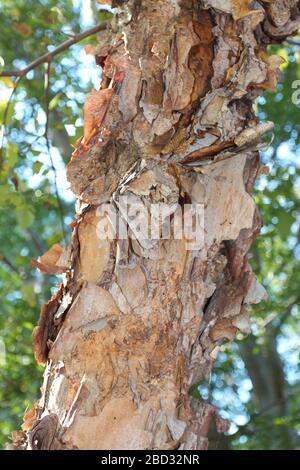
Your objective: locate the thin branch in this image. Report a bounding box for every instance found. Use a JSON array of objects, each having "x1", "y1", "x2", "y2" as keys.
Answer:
[
  {"x1": 228, "y1": 400, "x2": 291, "y2": 440},
  {"x1": 270, "y1": 294, "x2": 300, "y2": 337},
  {"x1": 0, "y1": 22, "x2": 108, "y2": 78},
  {"x1": 0, "y1": 253, "x2": 19, "y2": 275},
  {"x1": 286, "y1": 39, "x2": 300, "y2": 47},
  {"x1": 26, "y1": 229, "x2": 46, "y2": 255},
  {"x1": 44, "y1": 60, "x2": 67, "y2": 246}
]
